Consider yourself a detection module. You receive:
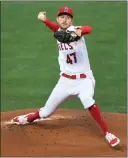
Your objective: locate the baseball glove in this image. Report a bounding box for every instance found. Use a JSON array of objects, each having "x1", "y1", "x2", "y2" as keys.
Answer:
[{"x1": 54, "y1": 30, "x2": 81, "y2": 43}]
